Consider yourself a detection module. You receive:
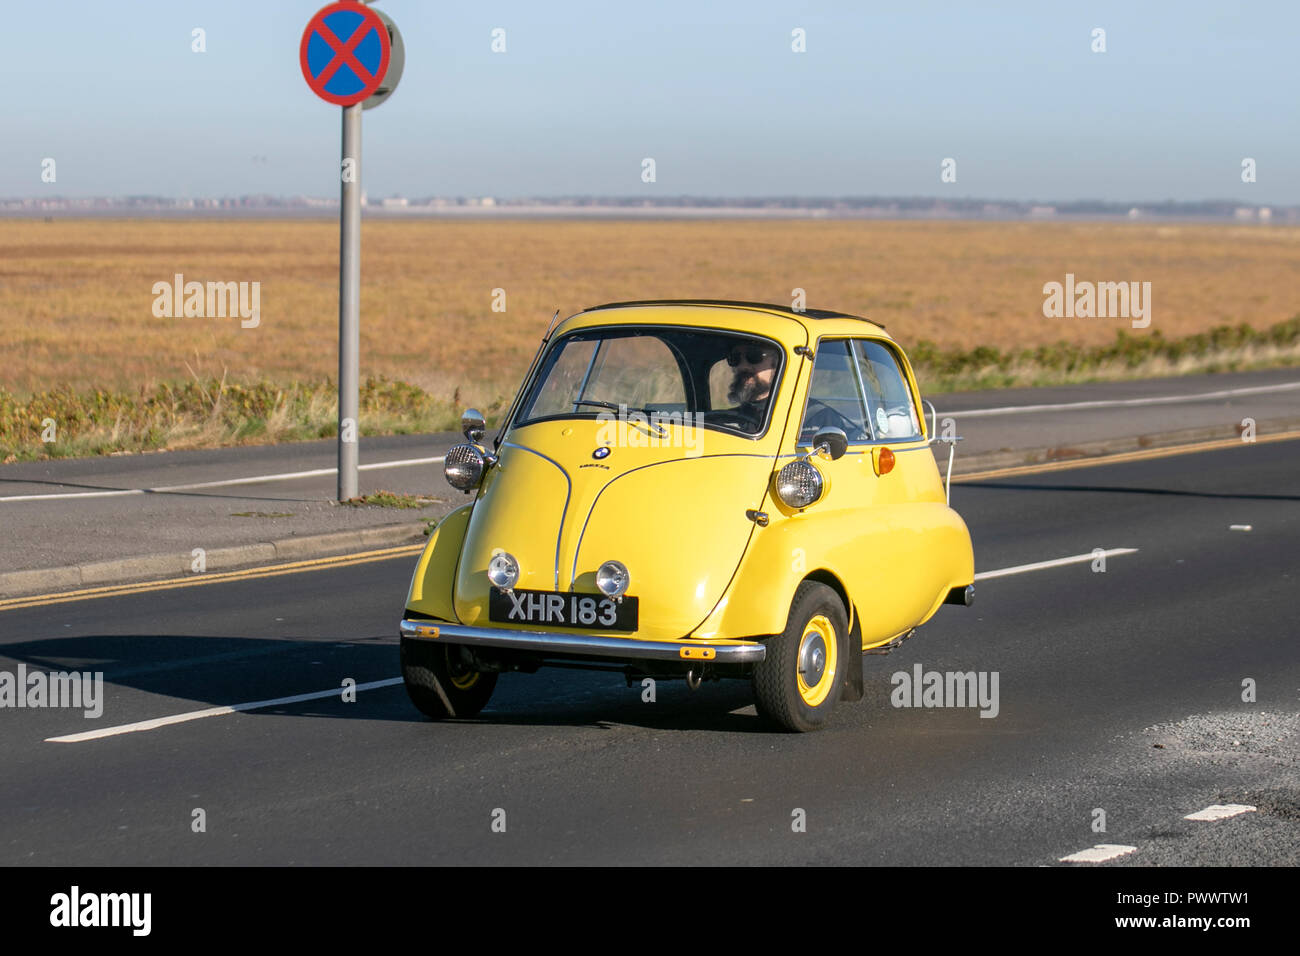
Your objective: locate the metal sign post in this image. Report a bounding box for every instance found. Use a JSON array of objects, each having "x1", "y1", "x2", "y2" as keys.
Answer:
[
  {"x1": 338, "y1": 103, "x2": 362, "y2": 500},
  {"x1": 300, "y1": 0, "x2": 401, "y2": 501}
]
